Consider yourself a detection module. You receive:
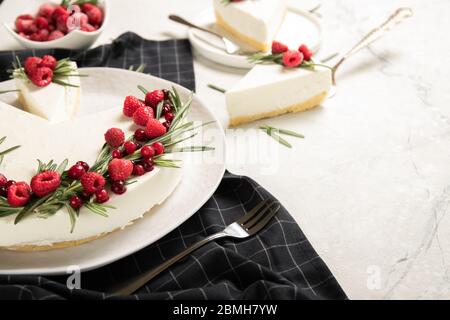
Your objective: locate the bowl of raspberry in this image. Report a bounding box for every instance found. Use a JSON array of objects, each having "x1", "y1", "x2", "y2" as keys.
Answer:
[{"x1": 3, "y1": 0, "x2": 108, "y2": 50}]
